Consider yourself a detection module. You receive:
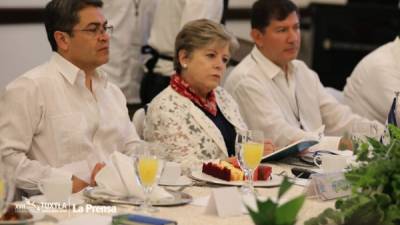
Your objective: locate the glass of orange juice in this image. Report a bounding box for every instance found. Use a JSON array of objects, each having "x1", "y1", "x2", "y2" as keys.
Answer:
[
  {"x1": 134, "y1": 142, "x2": 164, "y2": 213},
  {"x1": 236, "y1": 130, "x2": 264, "y2": 194}
]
